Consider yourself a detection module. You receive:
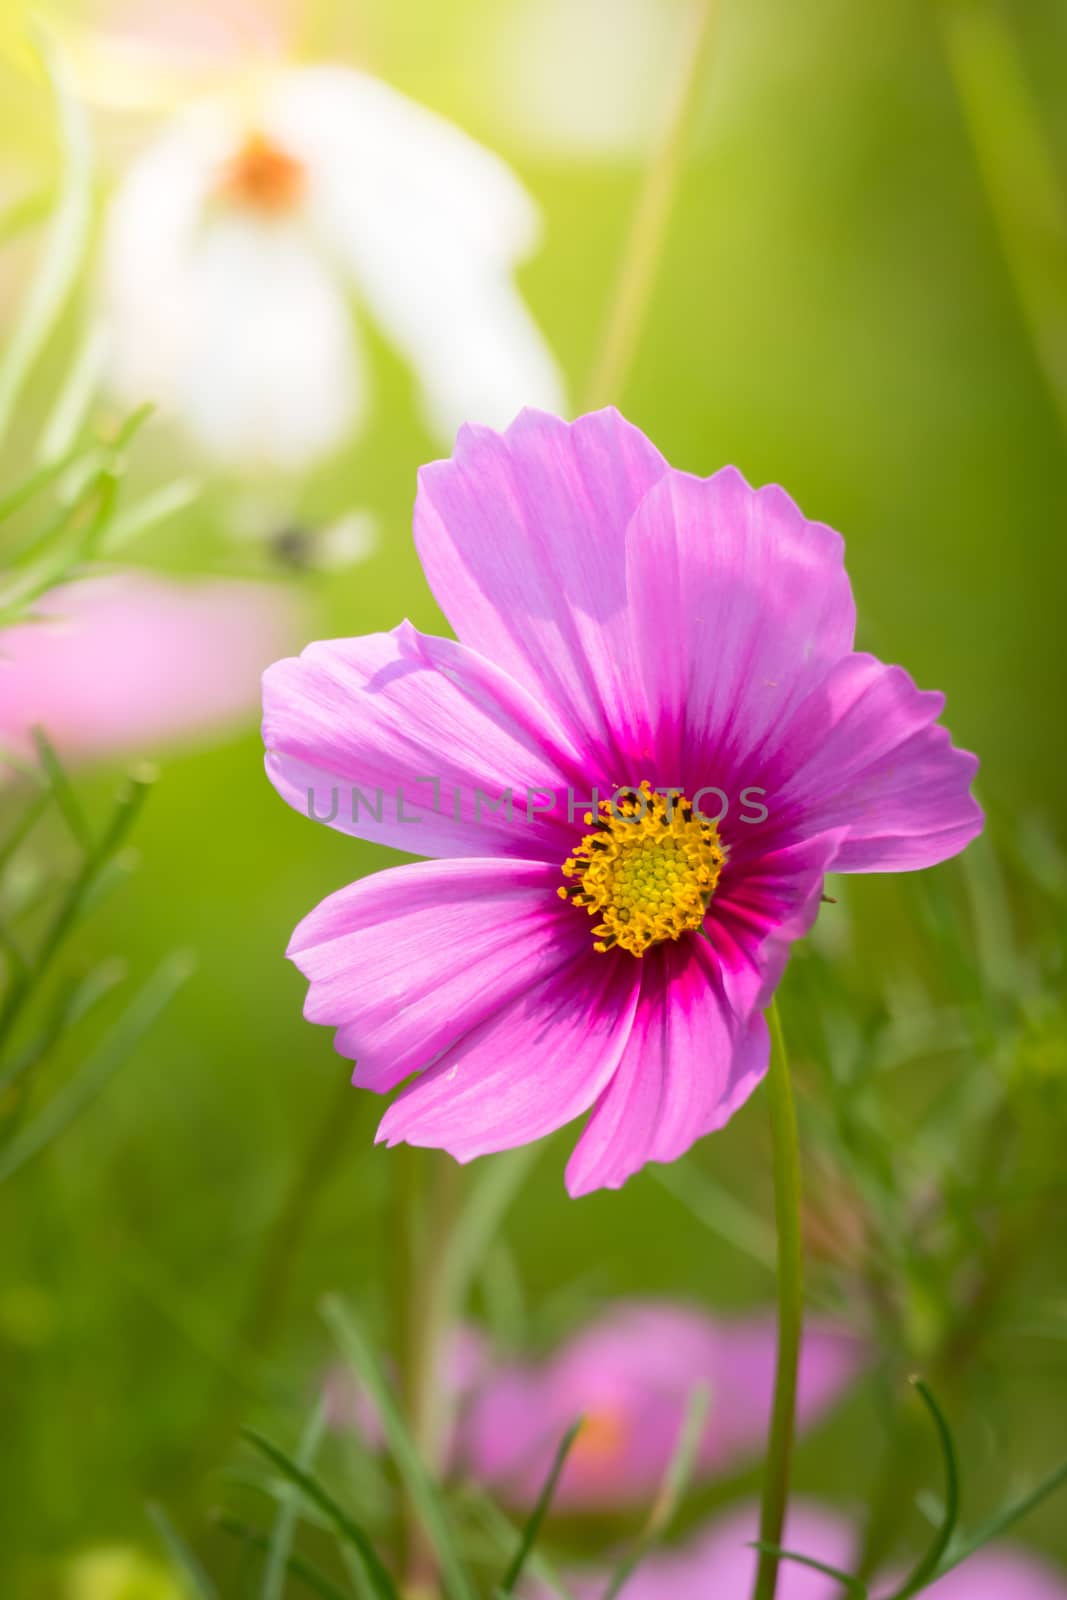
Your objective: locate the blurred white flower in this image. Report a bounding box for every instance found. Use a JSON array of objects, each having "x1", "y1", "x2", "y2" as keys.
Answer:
[
  {"x1": 102, "y1": 65, "x2": 566, "y2": 468},
  {"x1": 487, "y1": 0, "x2": 700, "y2": 161}
]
